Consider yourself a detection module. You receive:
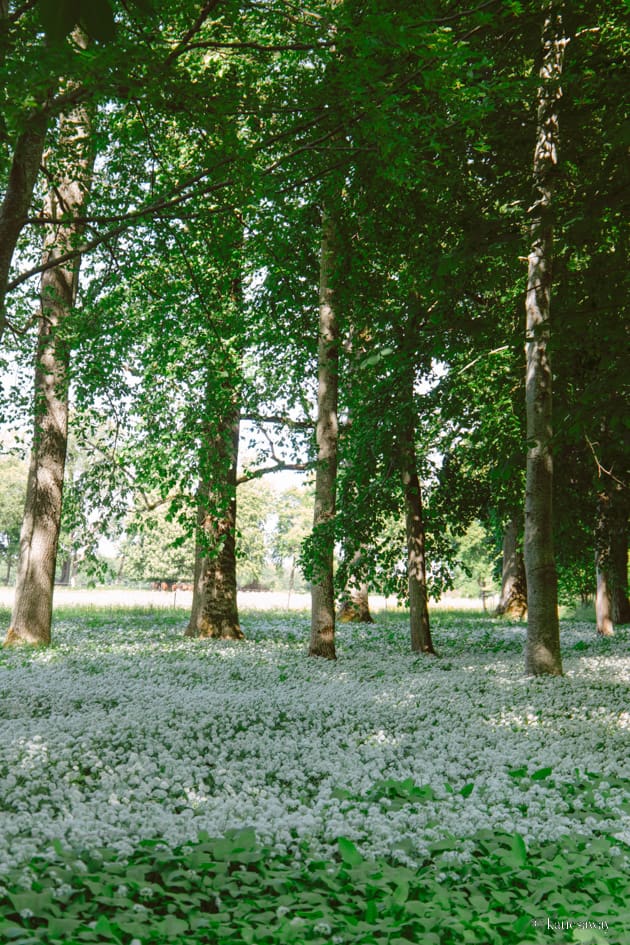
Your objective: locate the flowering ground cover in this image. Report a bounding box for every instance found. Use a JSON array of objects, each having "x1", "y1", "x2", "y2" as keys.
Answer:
[{"x1": 0, "y1": 606, "x2": 628, "y2": 944}]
